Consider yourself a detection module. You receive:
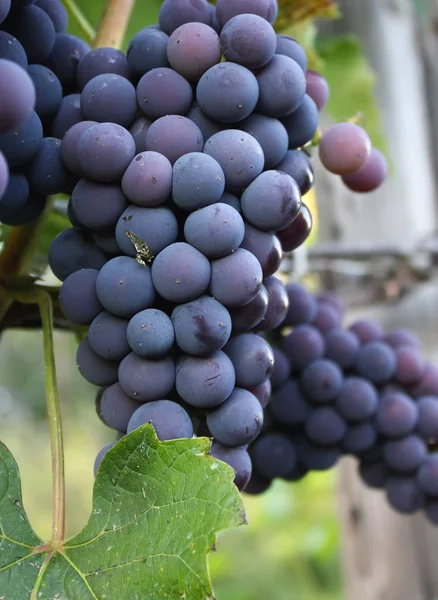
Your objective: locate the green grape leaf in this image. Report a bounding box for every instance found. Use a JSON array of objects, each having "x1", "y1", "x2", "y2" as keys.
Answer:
[{"x1": 0, "y1": 425, "x2": 245, "y2": 599}]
